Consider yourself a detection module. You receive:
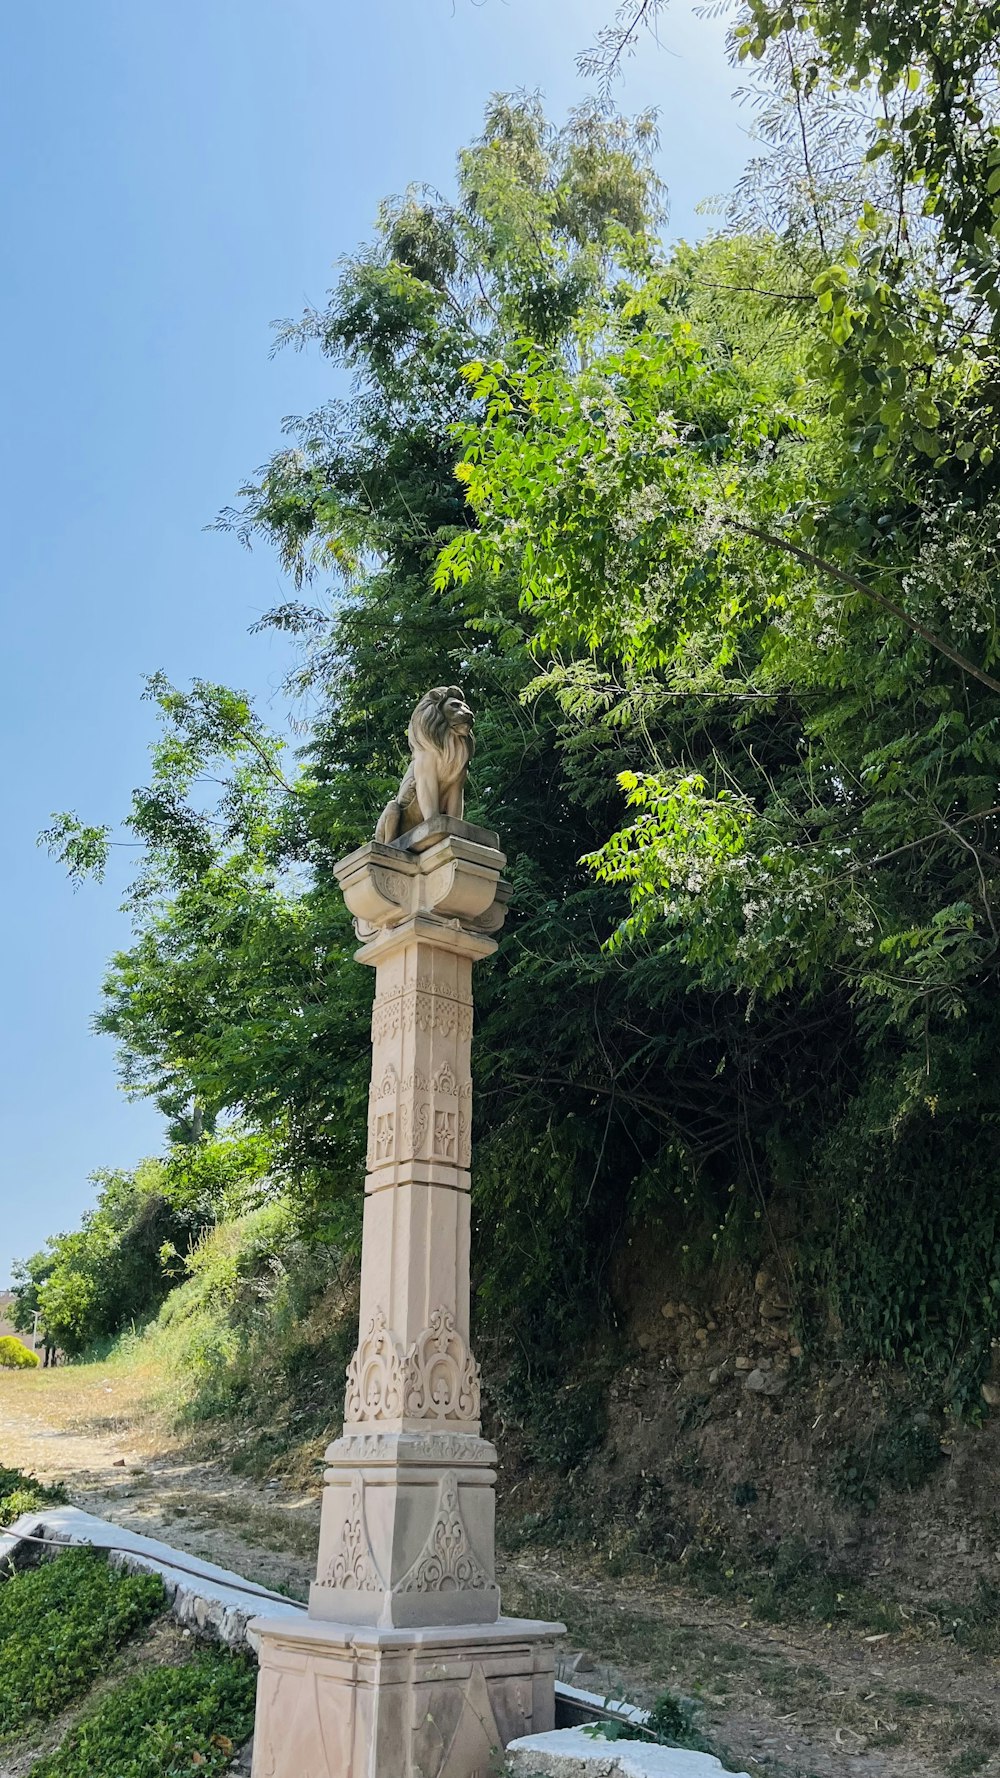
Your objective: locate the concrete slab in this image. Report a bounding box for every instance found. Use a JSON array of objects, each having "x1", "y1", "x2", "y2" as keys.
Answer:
[{"x1": 505, "y1": 1727, "x2": 751, "y2": 1777}]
